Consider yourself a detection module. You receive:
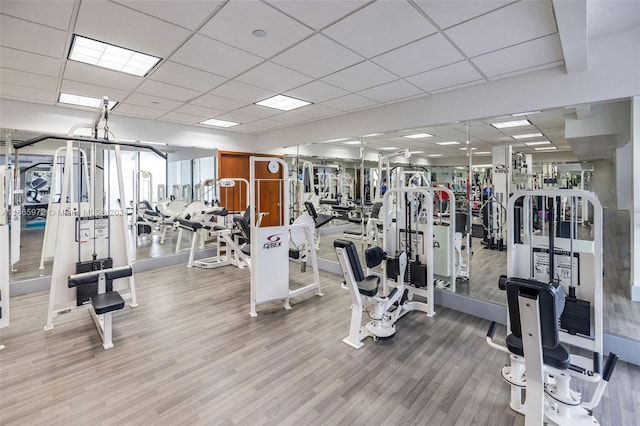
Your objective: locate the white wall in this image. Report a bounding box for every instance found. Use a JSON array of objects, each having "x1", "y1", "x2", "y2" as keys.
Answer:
[{"x1": 616, "y1": 140, "x2": 633, "y2": 211}]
